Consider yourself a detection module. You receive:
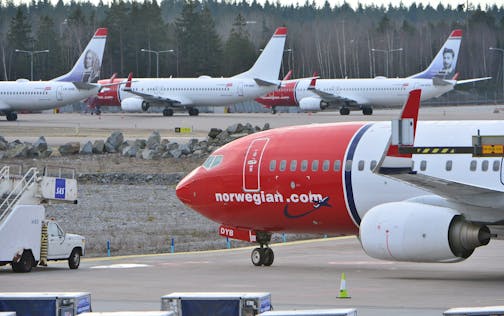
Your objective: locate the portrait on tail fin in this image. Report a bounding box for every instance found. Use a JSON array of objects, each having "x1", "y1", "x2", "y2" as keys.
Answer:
[{"x1": 82, "y1": 49, "x2": 101, "y2": 83}]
